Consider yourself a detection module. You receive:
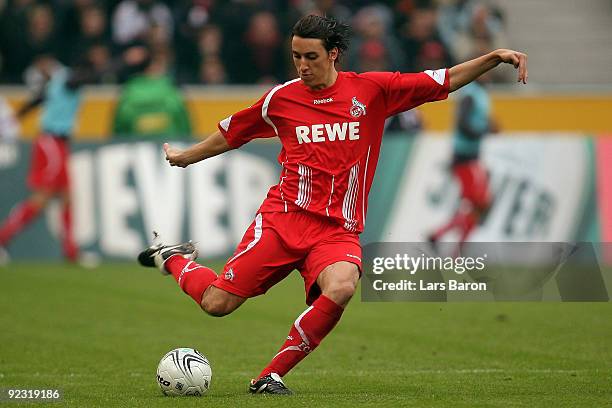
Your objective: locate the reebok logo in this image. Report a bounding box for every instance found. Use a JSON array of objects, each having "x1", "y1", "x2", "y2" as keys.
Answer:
[{"x1": 314, "y1": 97, "x2": 333, "y2": 104}]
